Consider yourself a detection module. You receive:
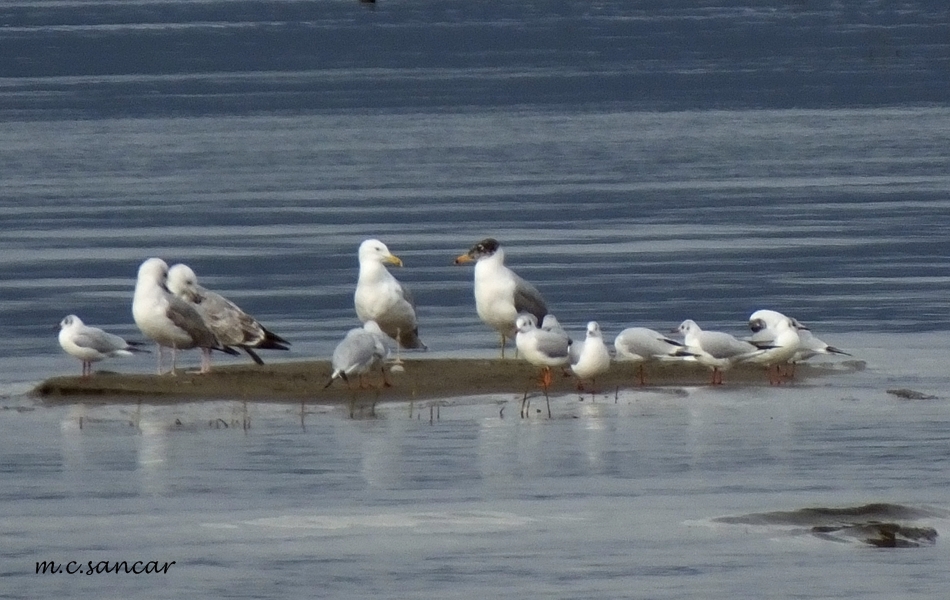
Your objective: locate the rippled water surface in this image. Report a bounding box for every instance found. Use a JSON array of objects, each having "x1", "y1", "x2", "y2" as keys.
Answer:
[{"x1": 2, "y1": 1, "x2": 950, "y2": 597}]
